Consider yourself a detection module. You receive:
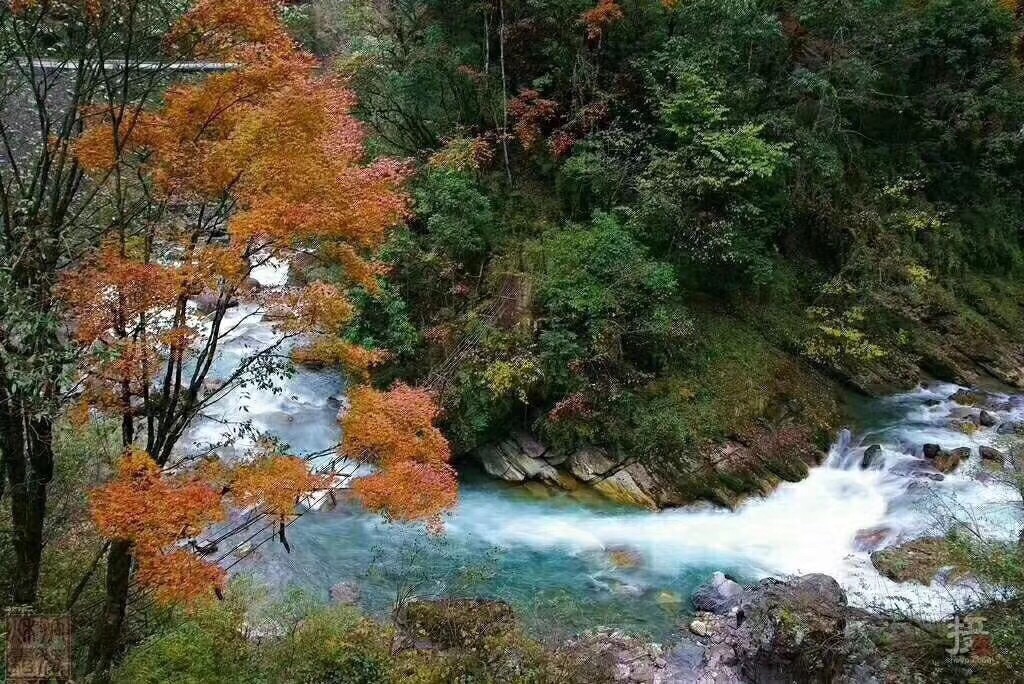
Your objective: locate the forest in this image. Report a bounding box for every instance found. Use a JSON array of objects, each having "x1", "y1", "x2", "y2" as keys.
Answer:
[{"x1": 3, "y1": 0, "x2": 1024, "y2": 681}]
